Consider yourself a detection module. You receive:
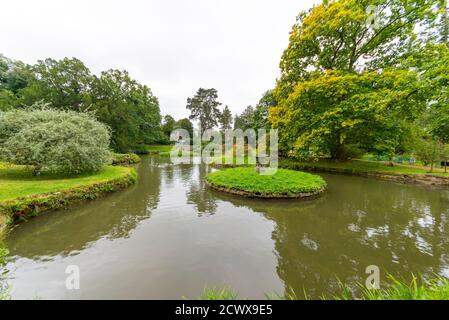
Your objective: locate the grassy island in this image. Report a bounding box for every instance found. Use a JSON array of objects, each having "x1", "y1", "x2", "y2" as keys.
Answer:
[{"x1": 206, "y1": 167, "x2": 326, "y2": 198}]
